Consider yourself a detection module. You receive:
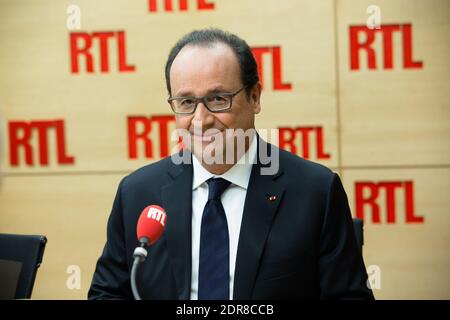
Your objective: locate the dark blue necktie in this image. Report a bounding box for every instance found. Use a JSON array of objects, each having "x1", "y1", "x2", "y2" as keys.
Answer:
[{"x1": 198, "y1": 177, "x2": 231, "y2": 300}]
